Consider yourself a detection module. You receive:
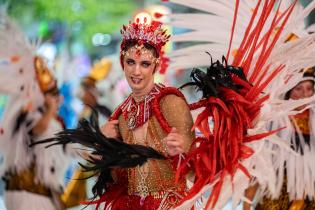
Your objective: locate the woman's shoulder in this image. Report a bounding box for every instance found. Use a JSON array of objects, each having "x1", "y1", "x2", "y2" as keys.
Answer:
[
  {"x1": 156, "y1": 83, "x2": 186, "y2": 102},
  {"x1": 156, "y1": 84, "x2": 189, "y2": 111}
]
